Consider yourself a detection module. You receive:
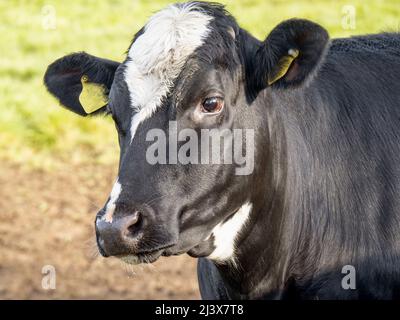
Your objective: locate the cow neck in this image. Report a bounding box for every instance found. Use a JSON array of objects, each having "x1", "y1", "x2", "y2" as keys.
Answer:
[{"x1": 215, "y1": 95, "x2": 292, "y2": 299}]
